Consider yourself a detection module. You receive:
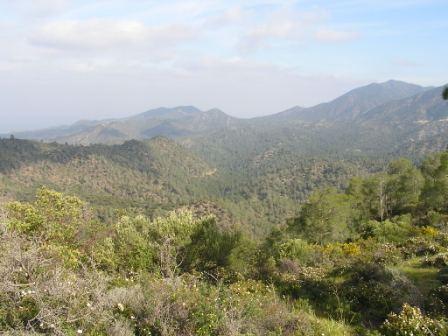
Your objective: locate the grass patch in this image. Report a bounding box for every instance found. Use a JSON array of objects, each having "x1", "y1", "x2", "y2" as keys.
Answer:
[{"x1": 393, "y1": 257, "x2": 441, "y2": 296}]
